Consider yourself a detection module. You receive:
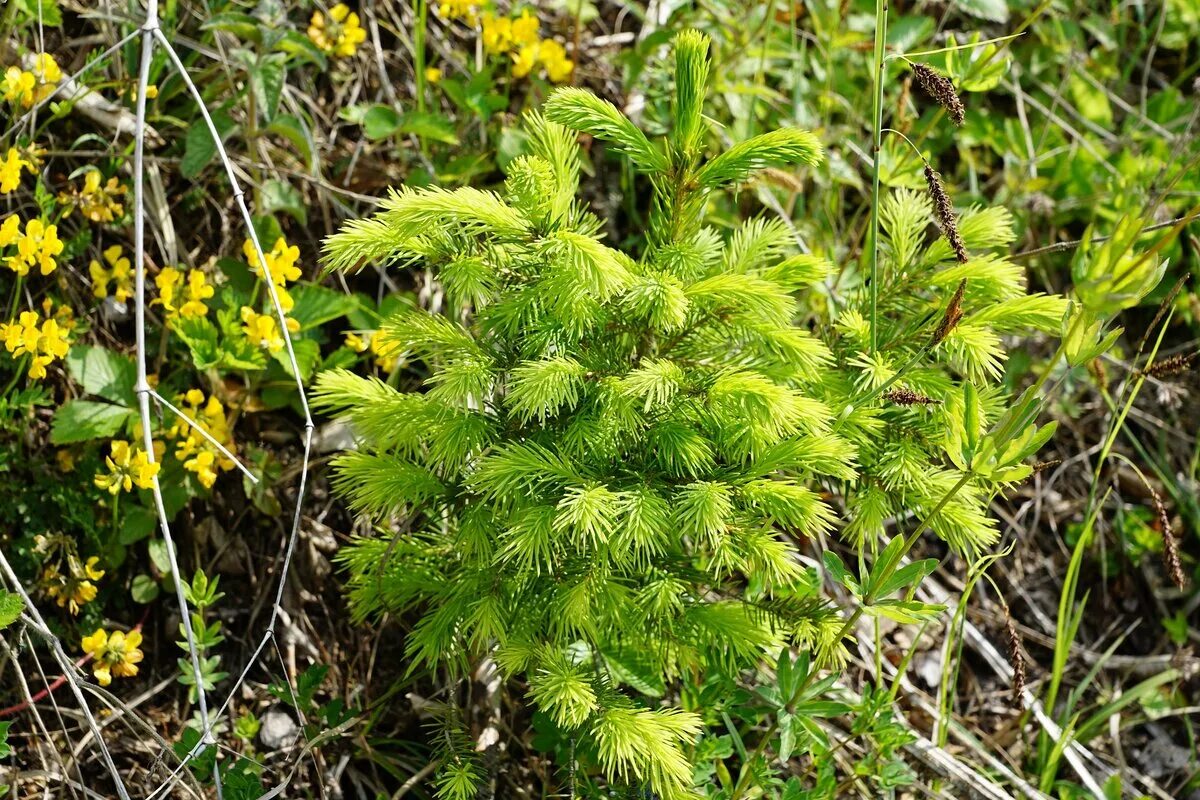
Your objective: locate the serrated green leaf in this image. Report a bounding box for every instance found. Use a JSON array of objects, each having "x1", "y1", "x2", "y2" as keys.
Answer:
[
  {"x1": 289, "y1": 284, "x2": 358, "y2": 330},
  {"x1": 0, "y1": 591, "x2": 24, "y2": 629},
  {"x1": 66, "y1": 345, "x2": 136, "y2": 405},
  {"x1": 51, "y1": 400, "x2": 135, "y2": 444},
  {"x1": 182, "y1": 110, "x2": 238, "y2": 179}
]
